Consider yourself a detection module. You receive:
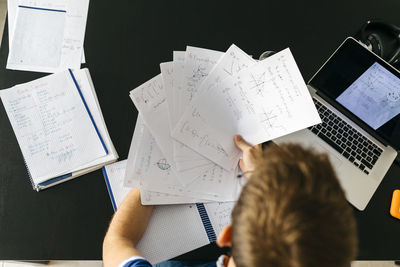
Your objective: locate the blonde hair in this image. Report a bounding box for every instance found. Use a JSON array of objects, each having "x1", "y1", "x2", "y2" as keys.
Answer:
[{"x1": 231, "y1": 143, "x2": 357, "y2": 267}]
